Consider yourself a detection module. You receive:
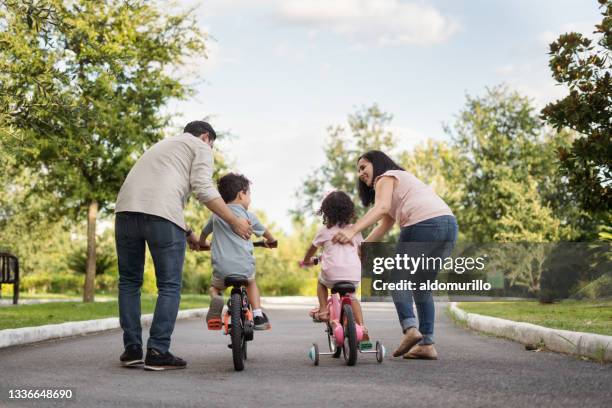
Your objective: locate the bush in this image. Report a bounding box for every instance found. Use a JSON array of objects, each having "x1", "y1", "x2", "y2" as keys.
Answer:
[
  {"x1": 21, "y1": 273, "x2": 83, "y2": 294},
  {"x1": 67, "y1": 246, "x2": 116, "y2": 276}
]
